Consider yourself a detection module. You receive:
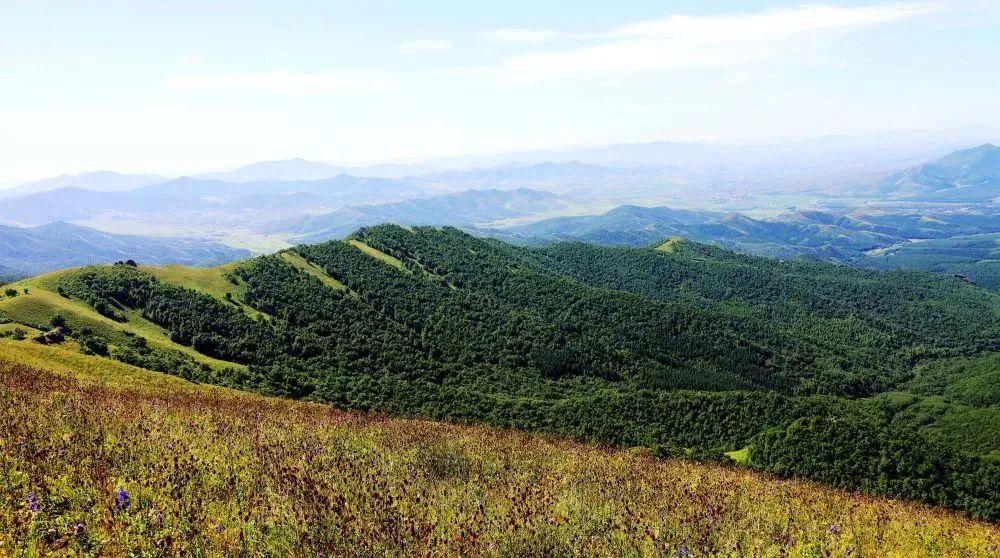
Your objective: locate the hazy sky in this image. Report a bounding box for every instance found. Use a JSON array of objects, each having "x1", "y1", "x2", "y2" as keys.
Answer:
[{"x1": 2, "y1": 0, "x2": 999, "y2": 183}]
